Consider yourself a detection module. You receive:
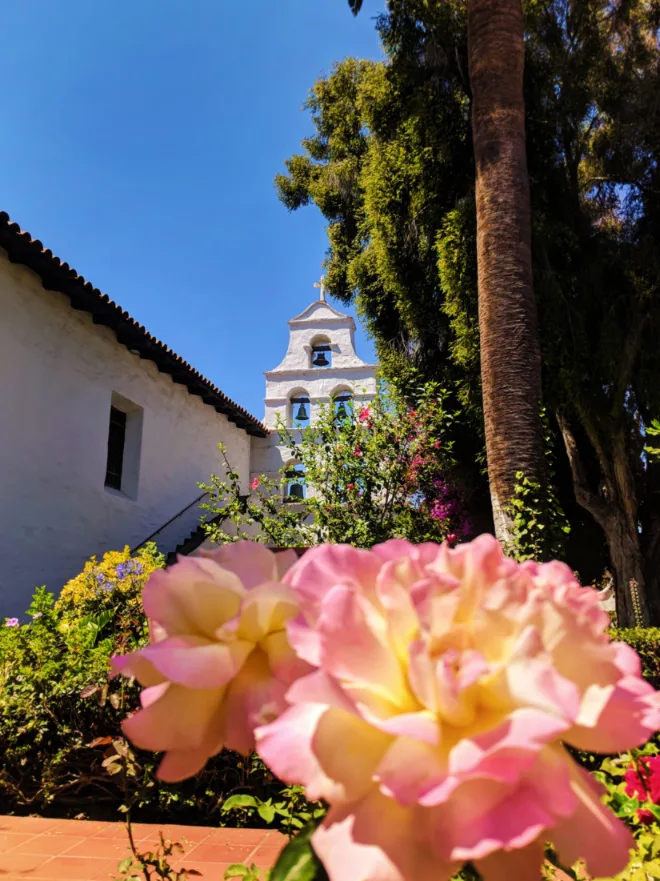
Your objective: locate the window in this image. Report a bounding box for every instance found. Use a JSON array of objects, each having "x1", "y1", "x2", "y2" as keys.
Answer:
[
  {"x1": 104, "y1": 393, "x2": 143, "y2": 498},
  {"x1": 285, "y1": 463, "x2": 306, "y2": 501},
  {"x1": 105, "y1": 406, "x2": 127, "y2": 490},
  {"x1": 333, "y1": 392, "x2": 353, "y2": 421},
  {"x1": 311, "y1": 335, "x2": 332, "y2": 368},
  {"x1": 312, "y1": 344, "x2": 331, "y2": 368},
  {"x1": 290, "y1": 394, "x2": 311, "y2": 428}
]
